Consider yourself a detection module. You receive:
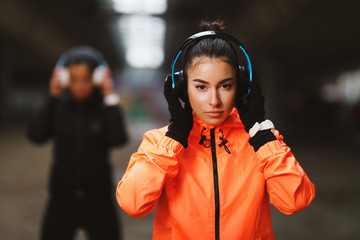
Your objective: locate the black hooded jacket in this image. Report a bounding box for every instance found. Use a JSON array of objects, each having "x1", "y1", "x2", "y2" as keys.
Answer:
[{"x1": 27, "y1": 89, "x2": 128, "y2": 195}]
